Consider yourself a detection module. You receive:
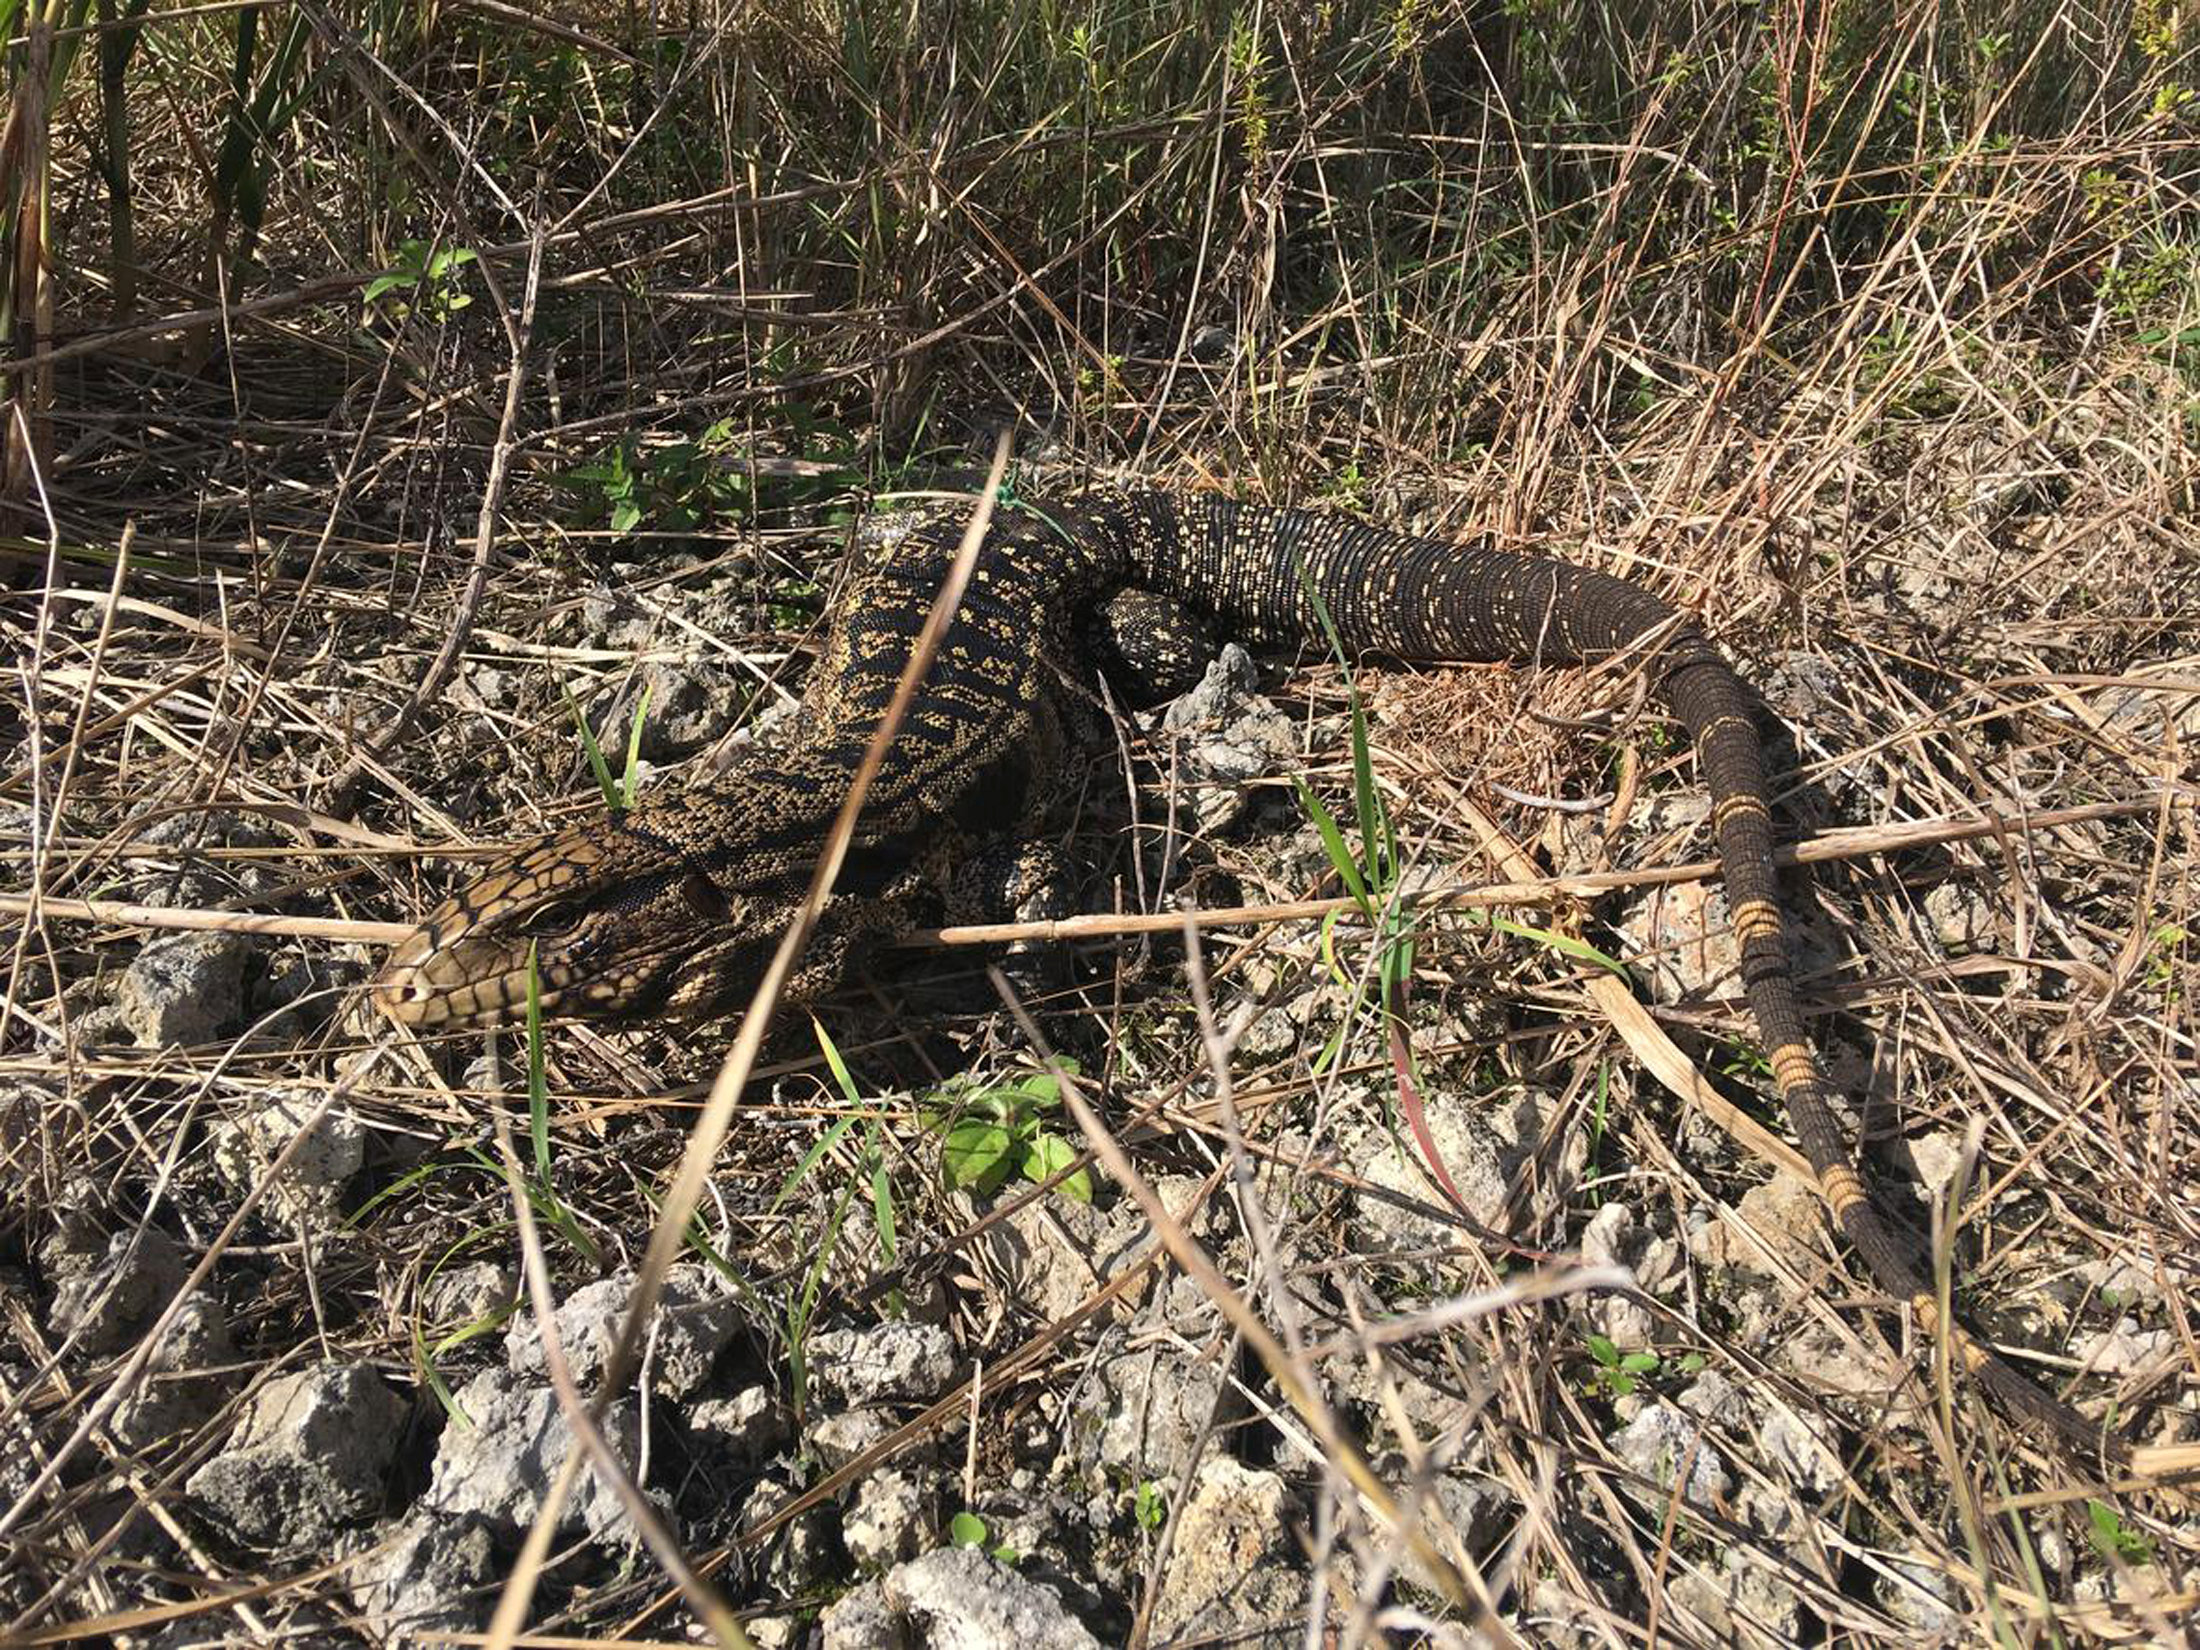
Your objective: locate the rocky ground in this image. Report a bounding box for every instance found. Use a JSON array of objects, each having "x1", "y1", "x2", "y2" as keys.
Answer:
[{"x1": 3, "y1": 389, "x2": 2194, "y2": 1643}]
